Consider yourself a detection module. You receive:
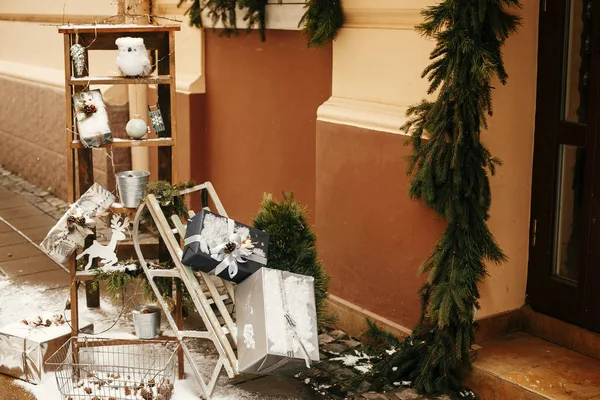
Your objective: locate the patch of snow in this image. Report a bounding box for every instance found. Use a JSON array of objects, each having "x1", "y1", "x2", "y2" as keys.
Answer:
[
  {"x1": 329, "y1": 351, "x2": 372, "y2": 367},
  {"x1": 329, "y1": 351, "x2": 373, "y2": 374},
  {"x1": 0, "y1": 316, "x2": 89, "y2": 343},
  {"x1": 96, "y1": 262, "x2": 137, "y2": 273},
  {"x1": 385, "y1": 348, "x2": 397, "y2": 355},
  {"x1": 354, "y1": 365, "x2": 372, "y2": 374},
  {"x1": 392, "y1": 366, "x2": 398, "y2": 371},
  {"x1": 15, "y1": 372, "x2": 63, "y2": 400},
  {"x1": 243, "y1": 324, "x2": 255, "y2": 349},
  {"x1": 2, "y1": 279, "x2": 306, "y2": 399}
]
